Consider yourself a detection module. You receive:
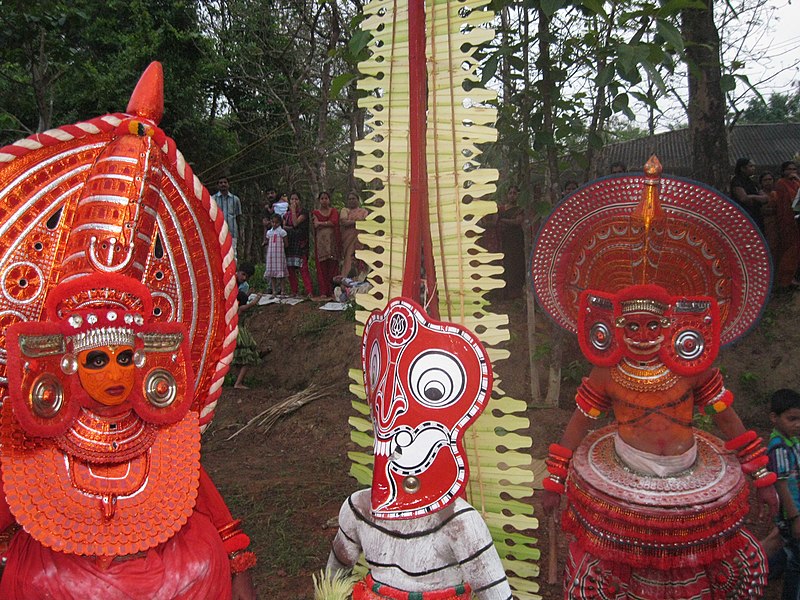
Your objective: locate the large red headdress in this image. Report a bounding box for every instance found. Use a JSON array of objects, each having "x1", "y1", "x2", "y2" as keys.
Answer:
[
  {"x1": 532, "y1": 156, "x2": 771, "y2": 373},
  {"x1": 0, "y1": 62, "x2": 237, "y2": 428}
]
